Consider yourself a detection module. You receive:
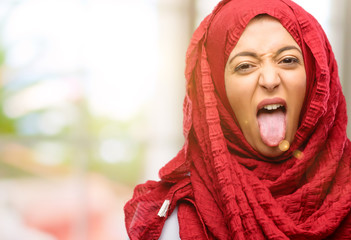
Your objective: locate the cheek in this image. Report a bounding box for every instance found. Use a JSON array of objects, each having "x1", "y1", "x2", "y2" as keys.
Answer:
[
  {"x1": 282, "y1": 70, "x2": 306, "y2": 96},
  {"x1": 225, "y1": 77, "x2": 257, "y2": 129},
  {"x1": 291, "y1": 72, "x2": 306, "y2": 104},
  {"x1": 225, "y1": 77, "x2": 251, "y2": 112},
  {"x1": 283, "y1": 70, "x2": 306, "y2": 118},
  {"x1": 225, "y1": 74, "x2": 257, "y2": 99}
]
